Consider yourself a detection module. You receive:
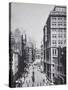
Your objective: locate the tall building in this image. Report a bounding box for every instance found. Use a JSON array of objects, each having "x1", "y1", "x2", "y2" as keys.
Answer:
[
  {"x1": 35, "y1": 49, "x2": 41, "y2": 60},
  {"x1": 41, "y1": 44, "x2": 44, "y2": 61},
  {"x1": 43, "y1": 6, "x2": 66, "y2": 84},
  {"x1": 10, "y1": 30, "x2": 22, "y2": 87},
  {"x1": 14, "y1": 28, "x2": 22, "y2": 55},
  {"x1": 40, "y1": 42, "x2": 44, "y2": 71},
  {"x1": 26, "y1": 42, "x2": 33, "y2": 63},
  {"x1": 26, "y1": 41, "x2": 36, "y2": 63},
  {"x1": 18, "y1": 33, "x2": 27, "y2": 74}
]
